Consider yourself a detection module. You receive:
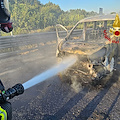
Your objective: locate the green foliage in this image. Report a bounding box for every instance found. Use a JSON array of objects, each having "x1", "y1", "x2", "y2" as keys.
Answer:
[
  {"x1": 110, "y1": 12, "x2": 116, "y2": 14},
  {"x1": 57, "y1": 9, "x2": 97, "y2": 26},
  {"x1": 1, "y1": 0, "x2": 97, "y2": 35}
]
